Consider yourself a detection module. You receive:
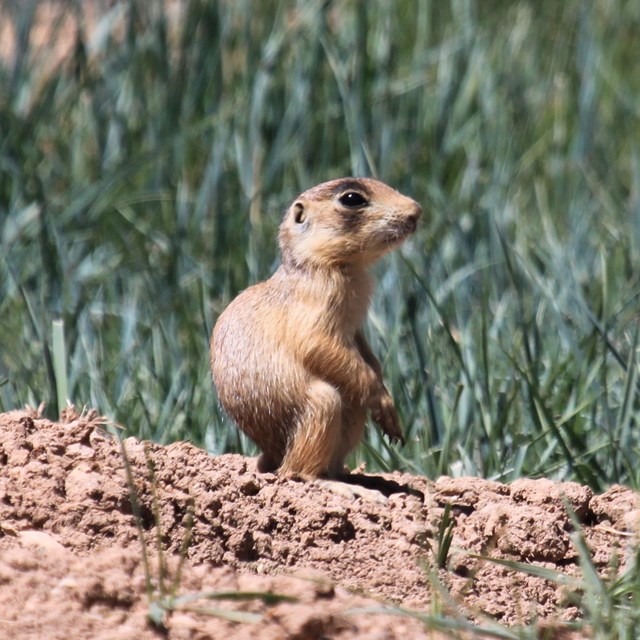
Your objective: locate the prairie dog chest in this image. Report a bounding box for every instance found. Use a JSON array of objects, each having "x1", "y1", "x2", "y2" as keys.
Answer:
[
  {"x1": 339, "y1": 268, "x2": 373, "y2": 332},
  {"x1": 309, "y1": 267, "x2": 374, "y2": 339}
]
